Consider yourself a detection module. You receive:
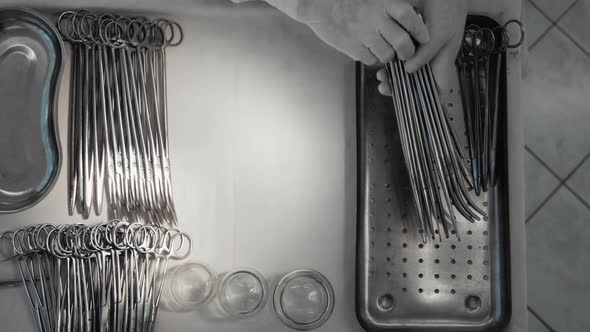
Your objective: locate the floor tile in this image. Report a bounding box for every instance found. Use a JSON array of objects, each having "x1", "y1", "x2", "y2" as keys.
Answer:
[
  {"x1": 568, "y1": 156, "x2": 590, "y2": 204},
  {"x1": 559, "y1": 0, "x2": 590, "y2": 53},
  {"x1": 525, "y1": 149, "x2": 560, "y2": 217},
  {"x1": 525, "y1": 0, "x2": 552, "y2": 46},
  {"x1": 531, "y1": 0, "x2": 577, "y2": 20},
  {"x1": 524, "y1": 28, "x2": 590, "y2": 177},
  {"x1": 528, "y1": 309, "x2": 551, "y2": 332},
  {"x1": 527, "y1": 187, "x2": 590, "y2": 332}
]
